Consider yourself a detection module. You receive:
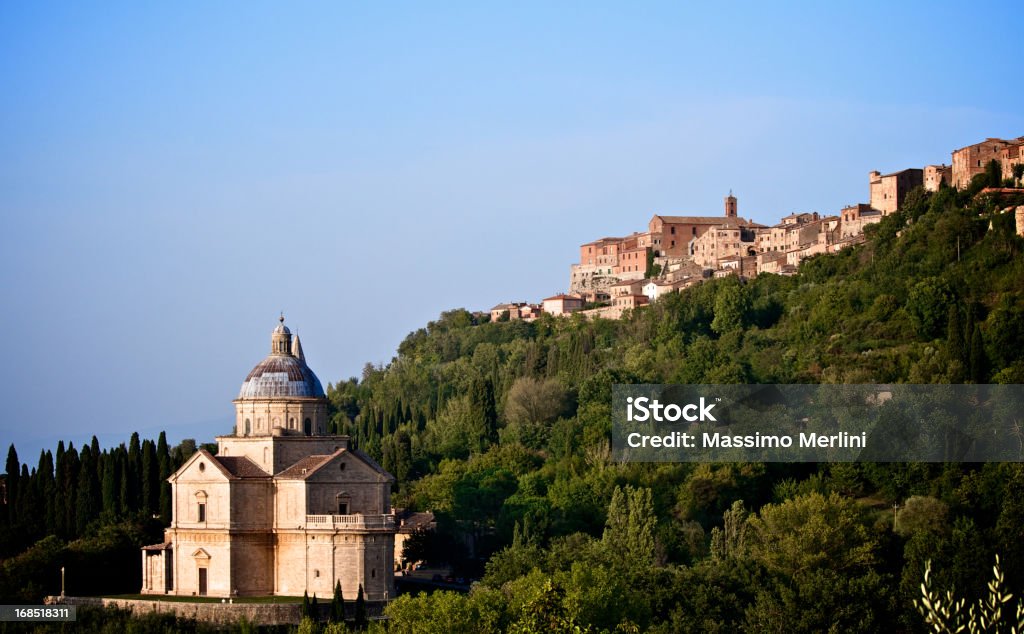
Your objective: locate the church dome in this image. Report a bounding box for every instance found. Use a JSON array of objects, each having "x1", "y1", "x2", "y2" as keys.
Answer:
[{"x1": 238, "y1": 317, "x2": 325, "y2": 399}]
